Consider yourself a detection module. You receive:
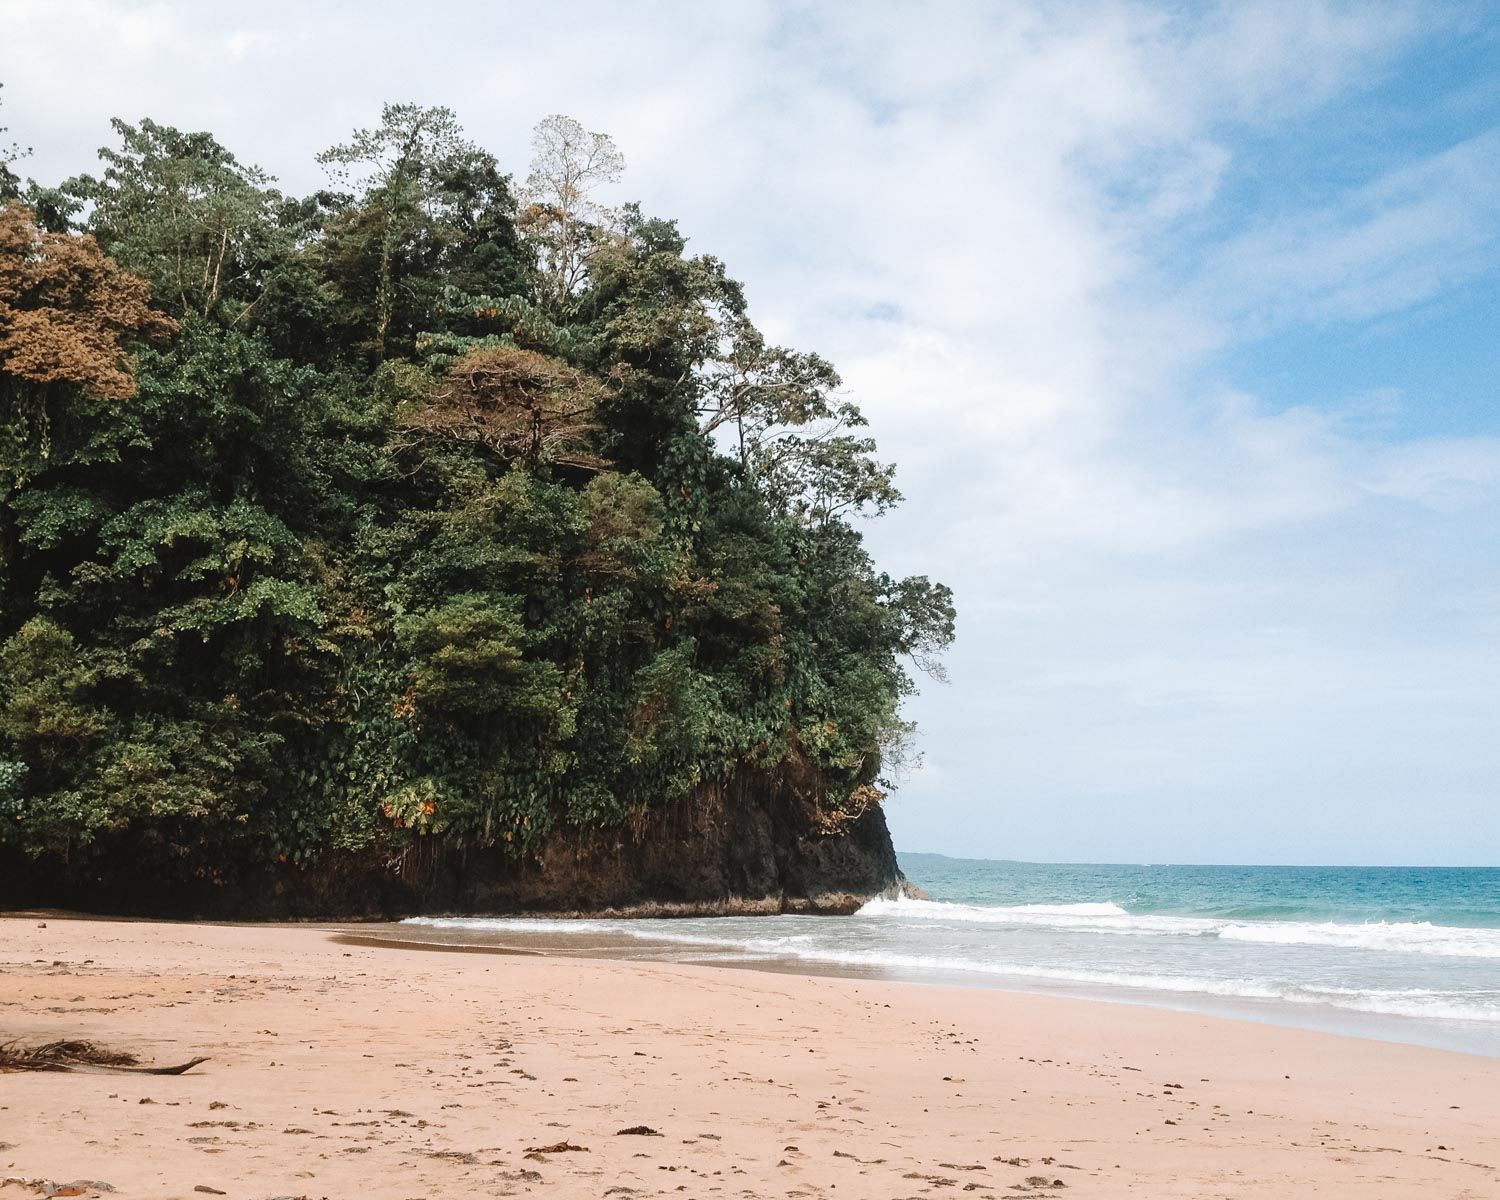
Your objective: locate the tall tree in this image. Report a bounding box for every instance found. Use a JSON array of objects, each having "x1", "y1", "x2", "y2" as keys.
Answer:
[
  {"x1": 318, "y1": 103, "x2": 519, "y2": 362},
  {"x1": 0, "y1": 202, "x2": 177, "y2": 441},
  {"x1": 521, "y1": 114, "x2": 624, "y2": 312},
  {"x1": 695, "y1": 317, "x2": 841, "y2": 453},
  {"x1": 400, "y1": 344, "x2": 607, "y2": 473},
  {"x1": 66, "y1": 120, "x2": 284, "y2": 322},
  {"x1": 0, "y1": 201, "x2": 177, "y2": 741}
]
